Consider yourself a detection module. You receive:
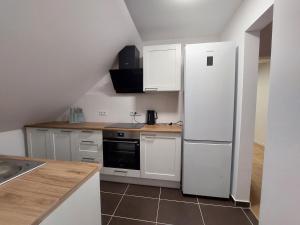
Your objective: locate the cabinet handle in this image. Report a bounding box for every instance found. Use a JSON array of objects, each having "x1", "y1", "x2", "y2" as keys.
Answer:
[
  {"x1": 61, "y1": 130, "x2": 72, "y2": 133},
  {"x1": 81, "y1": 157, "x2": 96, "y2": 162},
  {"x1": 37, "y1": 129, "x2": 48, "y2": 132},
  {"x1": 103, "y1": 139, "x2": 139, "y2": 144},
  {"x1": 81, "y1": 140, "x2": 96, "y2": 144},
  {"x1": 81, "y1": 130, "x2": 94, "y2": 133},
  {"x1": 145, "y1": 88, "x2": 158, "y2": 91},
  {"x1": 114, "y1": 170, "x2": 128, "y2": 174}
]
